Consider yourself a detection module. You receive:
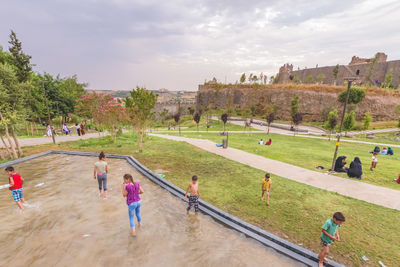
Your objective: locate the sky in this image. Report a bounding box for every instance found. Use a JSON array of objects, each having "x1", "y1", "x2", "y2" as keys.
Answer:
[{"x1": 1, "y1": 0, "x2": 400, "y2": 91}]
